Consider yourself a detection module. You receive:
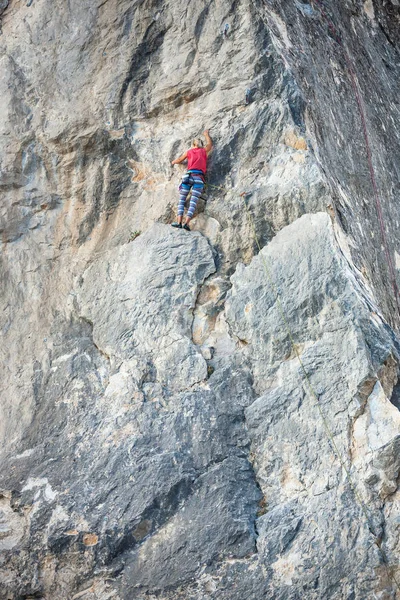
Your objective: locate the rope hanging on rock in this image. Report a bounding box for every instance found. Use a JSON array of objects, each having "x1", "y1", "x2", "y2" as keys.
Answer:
[{"x1": 312, "y1": 0, "x2": 400, "y2": 321}]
